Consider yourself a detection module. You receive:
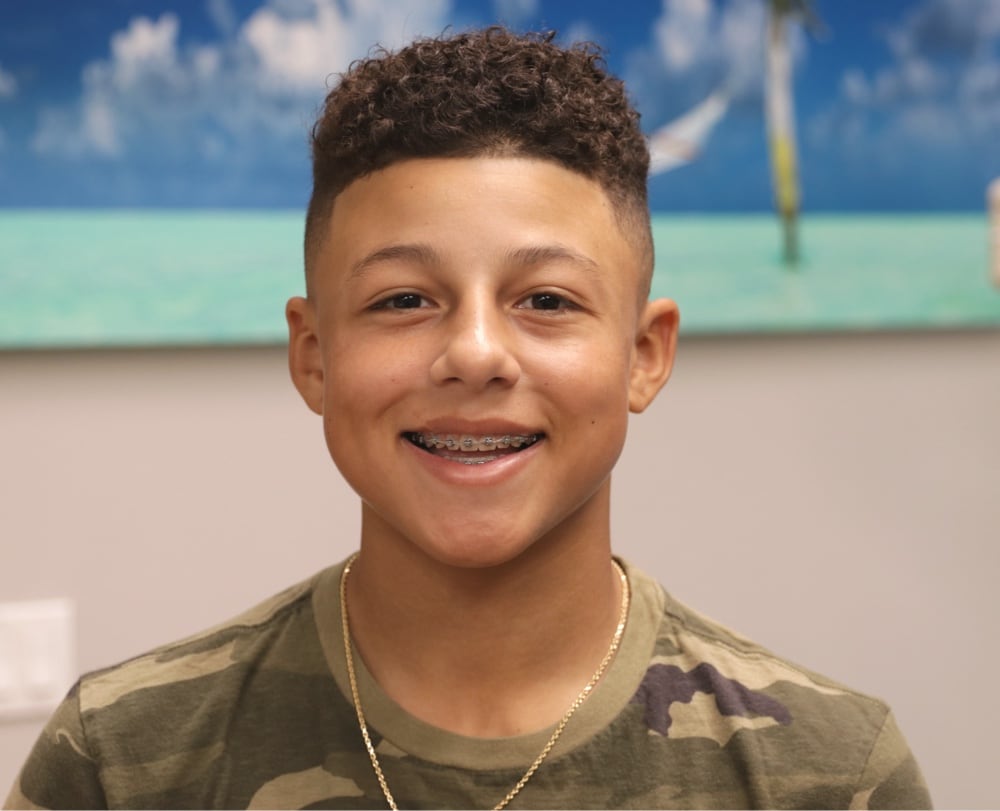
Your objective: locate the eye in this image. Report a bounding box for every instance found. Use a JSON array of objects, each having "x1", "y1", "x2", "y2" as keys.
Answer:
[
  {"x1": 518, "y1": 292, "x2": 574, "y2": 312},
  {"x1": 372, "y1": 292, "x2": 427, "y2": 310}
]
